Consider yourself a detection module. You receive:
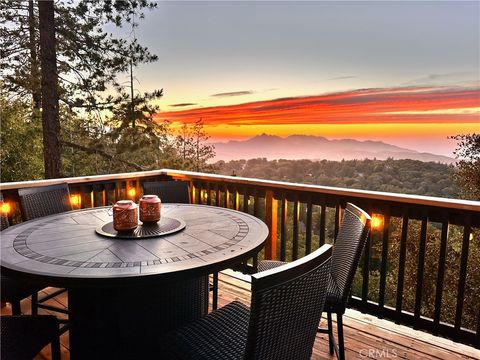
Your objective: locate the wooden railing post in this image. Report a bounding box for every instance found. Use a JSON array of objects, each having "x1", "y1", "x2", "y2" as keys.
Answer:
[
  {"x1": 80, "y1": 185, "x2": 92, "y2": 209},
  {"x1": 264, "y1": 190, "x2": 278, "y2": 260},
  {"x1": 188, "y1": 180, "x2": 194, "y2": 203},
  {"x1": 234, "y1": 188, "x2": 240, "y2": 211},
  {"x1": 192, "y1": 182, "x2": 201, "y2": 204},
  {"x1": 92, "y1": 184, "x2": 105, "y2": 207},
  {"x1": 224, "y1": 185, "x2": 230, "y2": 208}
]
